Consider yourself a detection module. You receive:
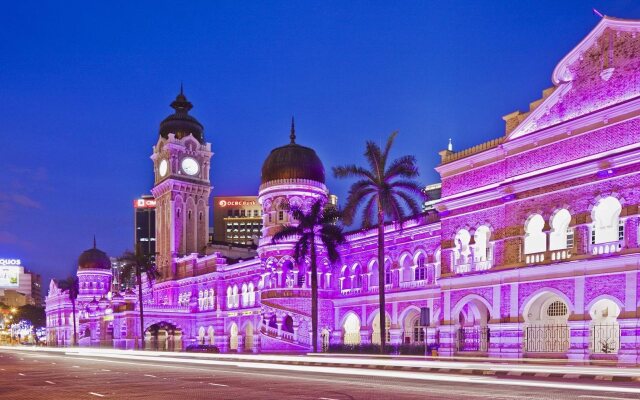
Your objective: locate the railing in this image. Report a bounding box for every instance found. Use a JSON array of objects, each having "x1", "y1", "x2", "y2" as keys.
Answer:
[
  {"x1": 590, "y1": 324, "x2": 620, "y2": 354},
  {"x1": 369, "y1": 284, "x2": 393, "y2": 293},
  {"x1": 456, "y1": 326, "x2": 489, "y2": 352},
  {"x1": 454, "y1": 260, "x2": 492, "y2": 274},
  {"x1": 590, "y1": 240, "x2": 624, "y2": 255},
  {"x1": 399, "y1": 280, "x2": 427, "y2": 289},
  {"x1": 341, "y1": 287, "x2": 363, "y2": 296},
  {"x1": 142, "y1": 304, "x2": 190, "y2": 312},
  {"x1": 525, "y1": 249, "x2": 572, "y2": 264},
  {"x1": 524, "y1": 324, "x2": 570, "y2": 353},
  {"x1": 525, "y1": 252, "x2": 545, "y2": 264}
]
